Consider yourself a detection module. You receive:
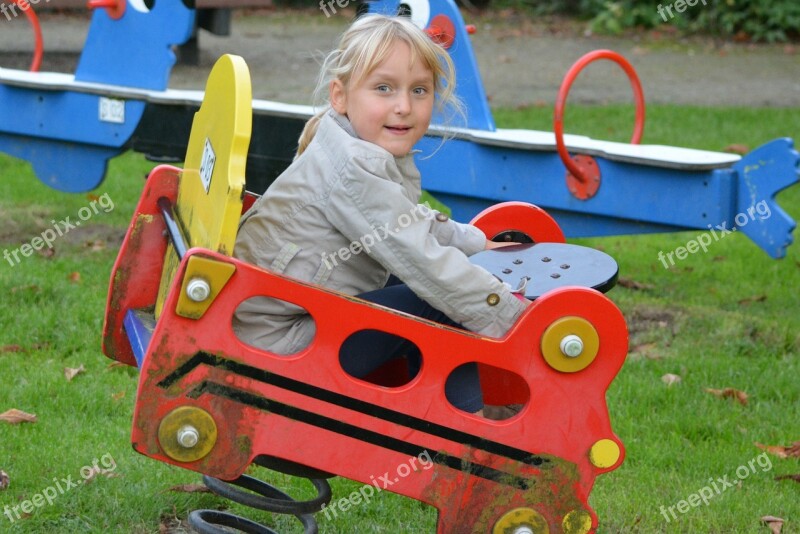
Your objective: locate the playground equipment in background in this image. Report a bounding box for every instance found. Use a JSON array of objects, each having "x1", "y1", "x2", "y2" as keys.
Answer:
[
  {"x1": 103, "y1": 53, "x2": 628, "y2": 534},
  {"x1": 0, "y1": 0, "x2": 796, "y2": 257}
]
